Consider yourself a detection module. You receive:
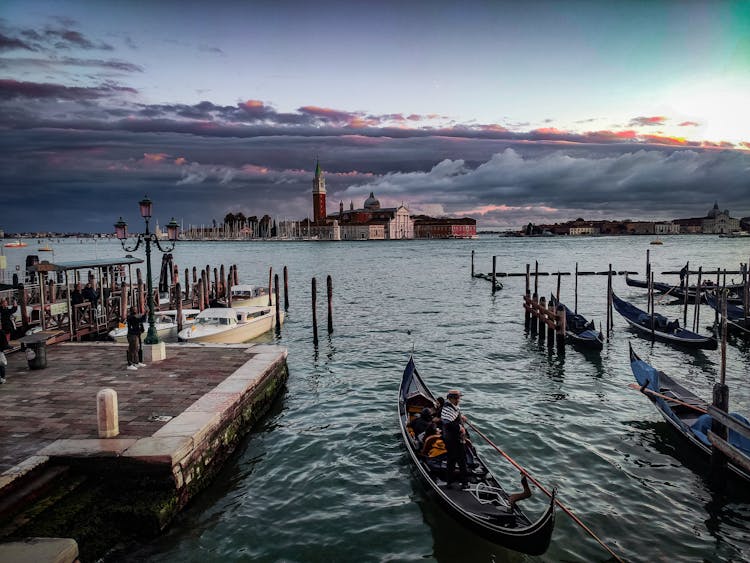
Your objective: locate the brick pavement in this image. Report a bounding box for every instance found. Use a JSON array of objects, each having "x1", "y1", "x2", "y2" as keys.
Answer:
[{"x1": 0, "y1": 343, "x2": 253, "y2": 473}]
